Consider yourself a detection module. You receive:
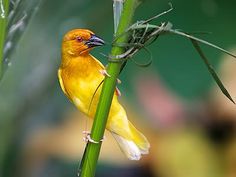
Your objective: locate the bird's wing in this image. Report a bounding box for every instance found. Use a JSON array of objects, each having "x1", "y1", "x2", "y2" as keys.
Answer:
[
  {"x1": 58, "y1": 69, "x2": 70, "y2": 98},
  {"x1": 90, "y1": 54, "x2": 105, "y2": 69}
]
